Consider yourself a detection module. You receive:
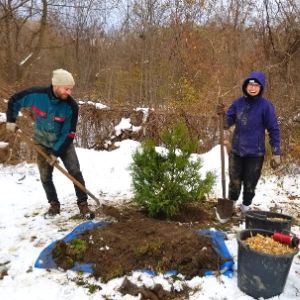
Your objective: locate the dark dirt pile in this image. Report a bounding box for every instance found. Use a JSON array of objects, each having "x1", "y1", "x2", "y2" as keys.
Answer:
[{"x1": 52, "y1": 201, "x2": 232, "y2": 284}]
